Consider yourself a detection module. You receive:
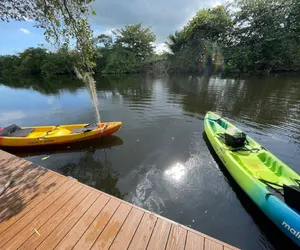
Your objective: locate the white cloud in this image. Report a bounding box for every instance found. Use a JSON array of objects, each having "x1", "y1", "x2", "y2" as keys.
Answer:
[
  {"x1": 91, "y1": 0, "x2": 226, "y2": 43},
  {"x1": 103, "y1": 28, "x2": 114, "y2": 36},
  {"x1": 20, "y1": 28, "x2": 30, "y2": 34},
  {"x1": 212, "y1": 0, "x2": 222, "y2": 7},
  {"x1": 94, "y1": 28, "x2": 115, "y2": 38},
  {"x1": 155, "y1": 43, "x2": 170, "y2": 54}
]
